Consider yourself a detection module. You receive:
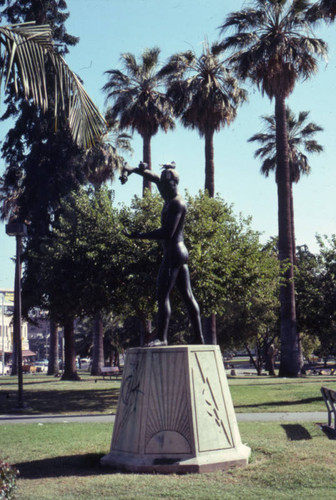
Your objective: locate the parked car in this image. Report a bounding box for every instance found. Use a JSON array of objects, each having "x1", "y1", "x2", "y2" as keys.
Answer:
[{"x1": 35, "y1": 360, "x2": 48, "y2": 373}]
